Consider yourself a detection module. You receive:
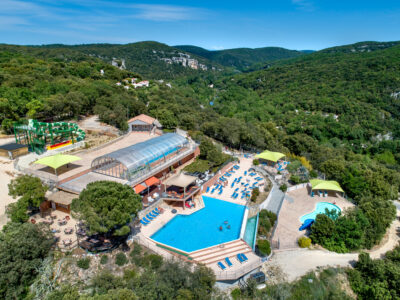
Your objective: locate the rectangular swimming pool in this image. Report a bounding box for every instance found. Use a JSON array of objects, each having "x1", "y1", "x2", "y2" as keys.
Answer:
[{"x1": 151, "y1": 196, "x2": 246, "y2": 252}]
